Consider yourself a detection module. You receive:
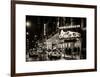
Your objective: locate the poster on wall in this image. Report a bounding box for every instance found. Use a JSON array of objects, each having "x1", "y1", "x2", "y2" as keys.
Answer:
[{"x1": 11, "y1": 0, "x2": 97, "y2": 77}]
